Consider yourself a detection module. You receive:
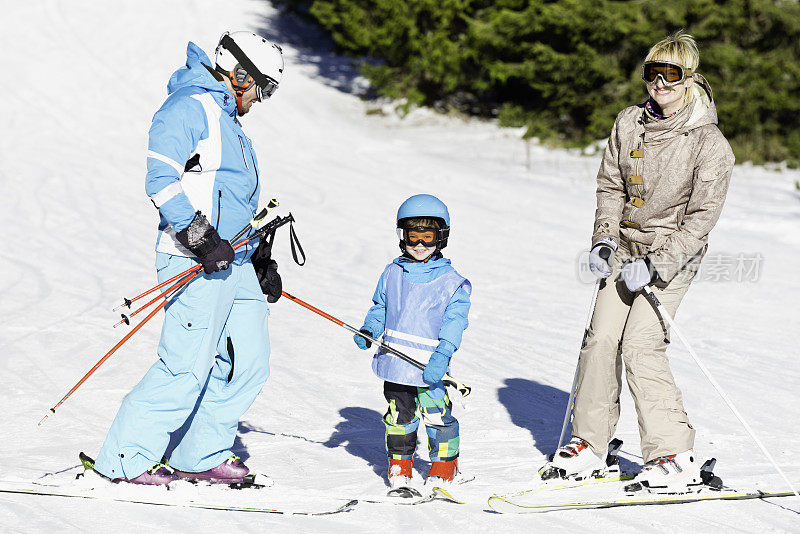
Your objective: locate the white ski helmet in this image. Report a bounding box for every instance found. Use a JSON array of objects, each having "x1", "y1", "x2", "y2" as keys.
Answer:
[{"x1": 214, "y1": 31, "x2": 284, "y2": 114}]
